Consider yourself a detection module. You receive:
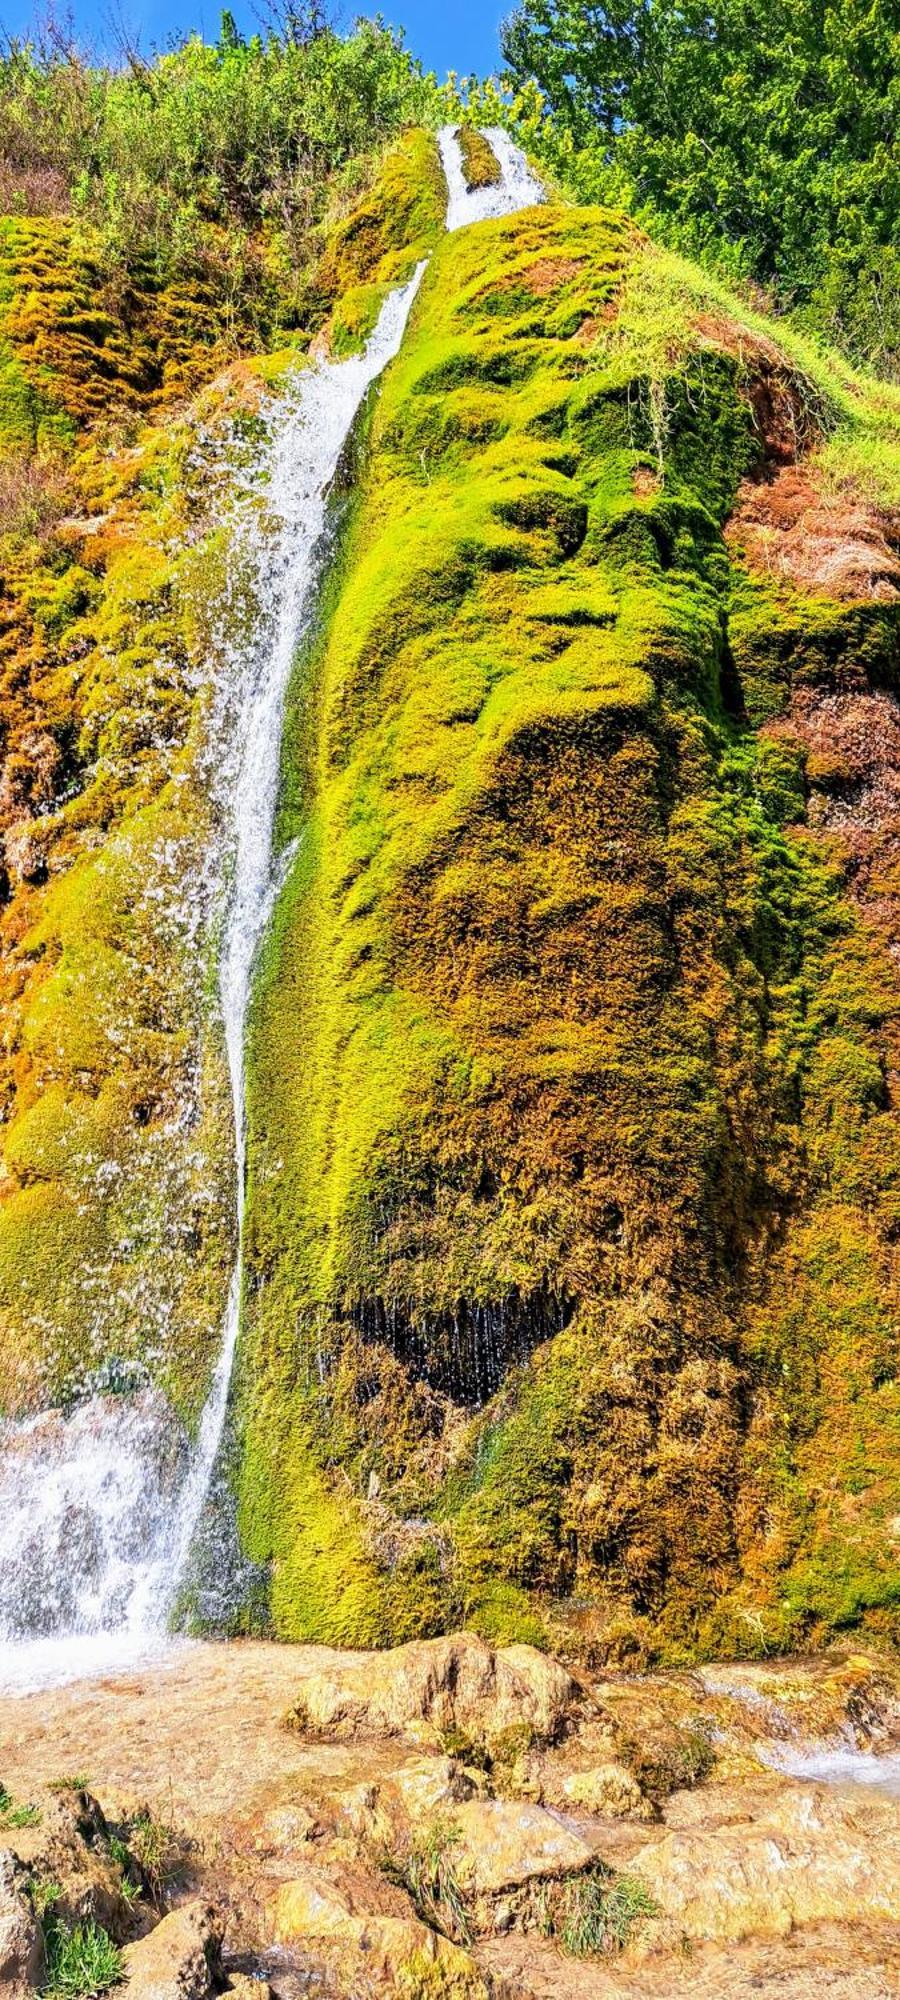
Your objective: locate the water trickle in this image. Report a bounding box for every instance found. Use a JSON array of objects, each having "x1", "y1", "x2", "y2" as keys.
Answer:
[
  {"x1": 437, "y1": 125, "x2": 544, "y2": 233},
  {"x1": 0, "y1": 266, "x2": 425, "y2": 1695}
]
